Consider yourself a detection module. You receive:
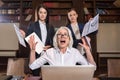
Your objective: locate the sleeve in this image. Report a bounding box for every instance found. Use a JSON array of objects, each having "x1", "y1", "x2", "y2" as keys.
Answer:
[
  {"x1": 29, "y1": 53, "x2": 48, "y2": 70},
  {"x1": 75, "y1": 49, "x2": 89, "y2": 65},
  {"x1": 79, "y1": 23, "x2": 84, "y2": 34},
  {"x1": 26, "y1": 22, "x2": 35, "y2": 37}
]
